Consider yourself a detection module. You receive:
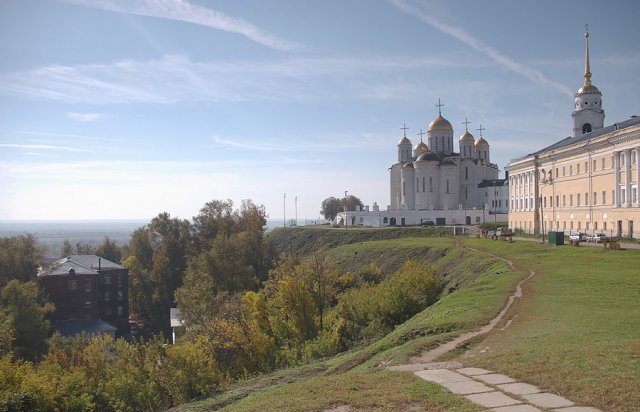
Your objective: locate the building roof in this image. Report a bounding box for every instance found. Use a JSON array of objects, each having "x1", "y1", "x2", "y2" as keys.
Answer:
[
  {"x1": 38, "y1": 255, "x2": 124, "y2": 277},
  {"x1": 68, "y1": 255, "x2": 124, "y2": 270},
  {"x1": 428, "y1": 115, "x2": 453, "y2": 132},
  {"x1": 512, "y1": 116, "x2": 640, "y2": 162},
  {"x1": 459, "y1": 131, "x2": 475, "y2": 142},
  {"x1": 54, "y1": 318, "x2": 117, "y2": 337}
]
